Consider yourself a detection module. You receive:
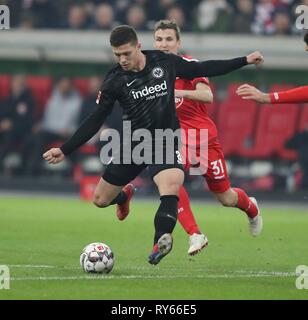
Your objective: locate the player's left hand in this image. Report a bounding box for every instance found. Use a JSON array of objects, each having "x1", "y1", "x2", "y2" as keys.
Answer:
[{"x1": 246, "y1": 51, "x2": 264, "y2": 66}]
